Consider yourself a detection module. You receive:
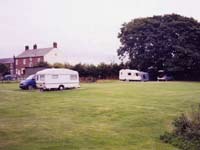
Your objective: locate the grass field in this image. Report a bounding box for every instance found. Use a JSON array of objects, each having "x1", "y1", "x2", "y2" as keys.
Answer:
[{"x1": 0, "y1": 81, "x2": 200, "y2": 150}]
